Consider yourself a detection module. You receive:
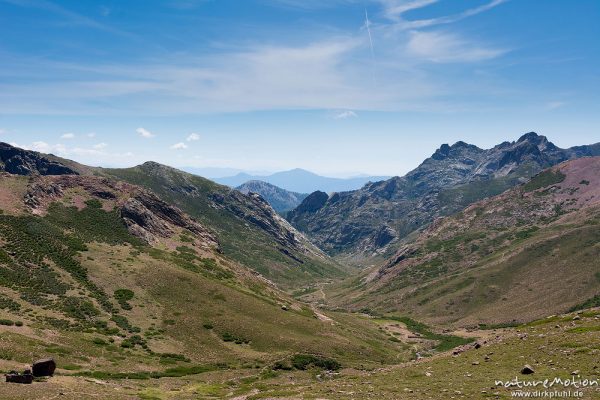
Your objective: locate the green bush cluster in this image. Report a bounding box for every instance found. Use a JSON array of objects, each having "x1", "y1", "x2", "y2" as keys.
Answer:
[
  {"x1": 114, "y1": 289, "x2": 134, "y2": 310},
  {"x1": 273, "y1": 354, "x2": 341, "y2": 371},
  {"x1": 221, "y1": 332, "x2": 250, "y2": 344},
  {"x1": 523, "y1": 170, "x2": 566, "y2": 192},
  {"x1": 0, "y1": 294, "x2": 21, "y2": 312}
]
